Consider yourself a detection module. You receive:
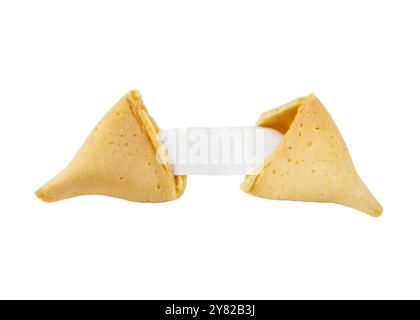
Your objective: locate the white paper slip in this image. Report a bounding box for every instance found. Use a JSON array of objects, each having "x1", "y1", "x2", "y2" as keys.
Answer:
[{"x1": 157, "y1": 127, "x2": 282, "y2": 175}]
